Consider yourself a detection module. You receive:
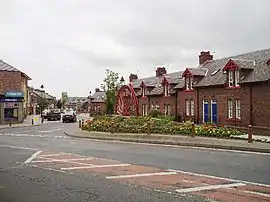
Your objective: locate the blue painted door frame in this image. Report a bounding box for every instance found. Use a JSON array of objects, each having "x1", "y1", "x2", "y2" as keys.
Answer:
[
  {"x1": 211, "y1": 100, "x2": 218, "y2": 124},
  {"x1": 203, "y1": 100, "x2": 209, "y2": 123}
]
